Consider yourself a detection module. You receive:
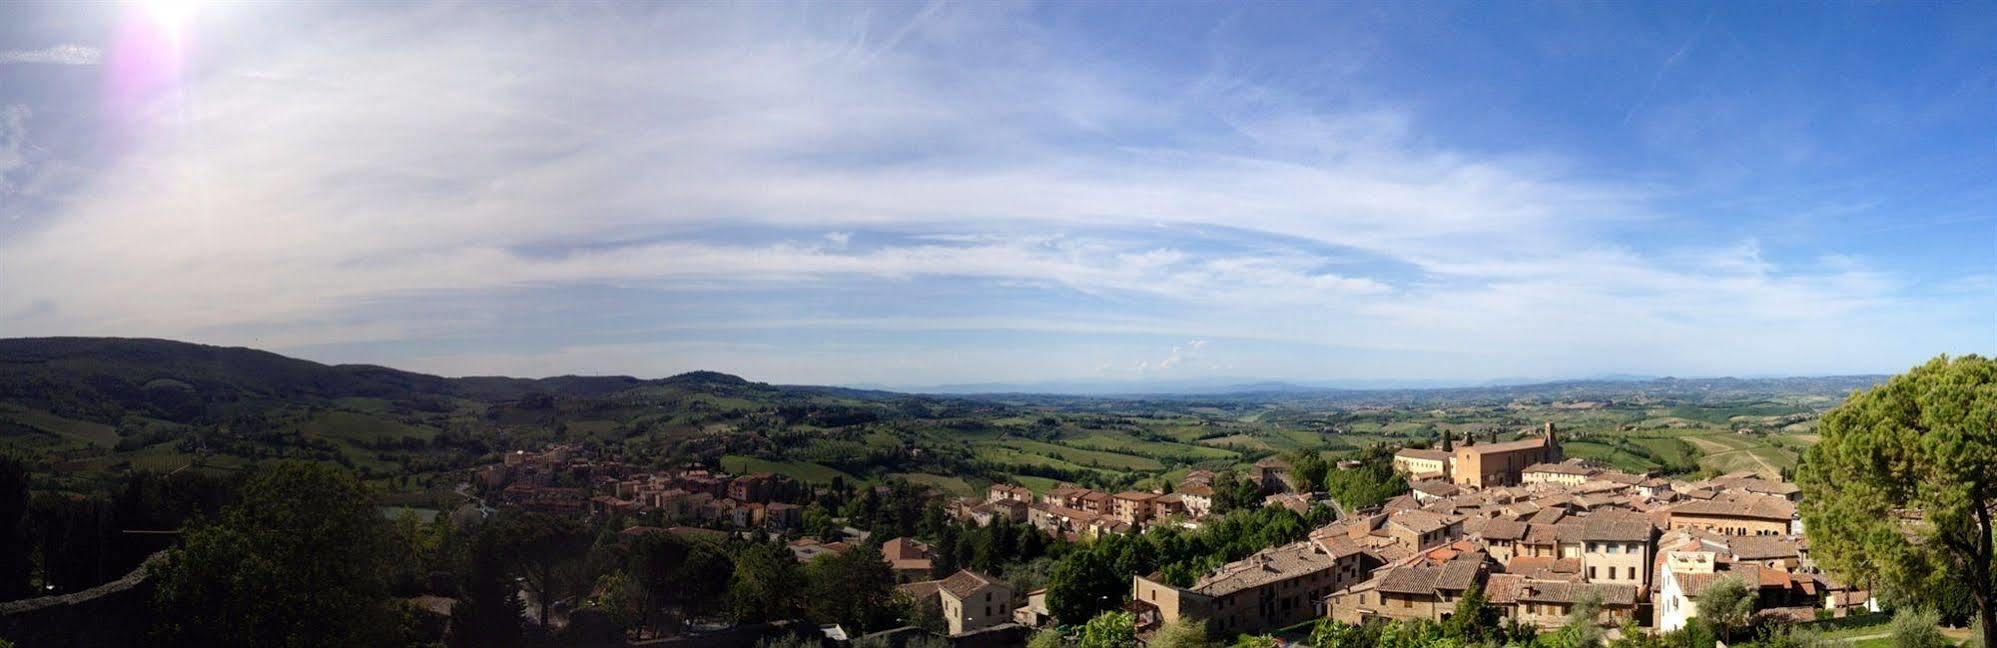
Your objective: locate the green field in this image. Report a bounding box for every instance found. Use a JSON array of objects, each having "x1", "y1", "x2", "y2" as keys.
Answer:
[
  {"x1": 1560, "y1": 440, "x2": 1661, "y2": 474},
  {"x1": 0, "y1": 406, "x2": 119, "y2": 447},
  {"x1": 890, "y1": 472, "x2": 975, "y2": 496},
  {"x1": 974, "y1": 444, "x2": 1104, "y2": 474},
  {"x1": 1063, "y1": 432, "x2": 1237, "y2": 462},
  {"x1": 998, "y1": 439, "x2": 1163, "y2": 471},
  {"x1": 721, "y1": 455, "x2": 858, "y2": 484},
  {"x1": 298, "y1": 411, "x2": 436, "y2": 444}
]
